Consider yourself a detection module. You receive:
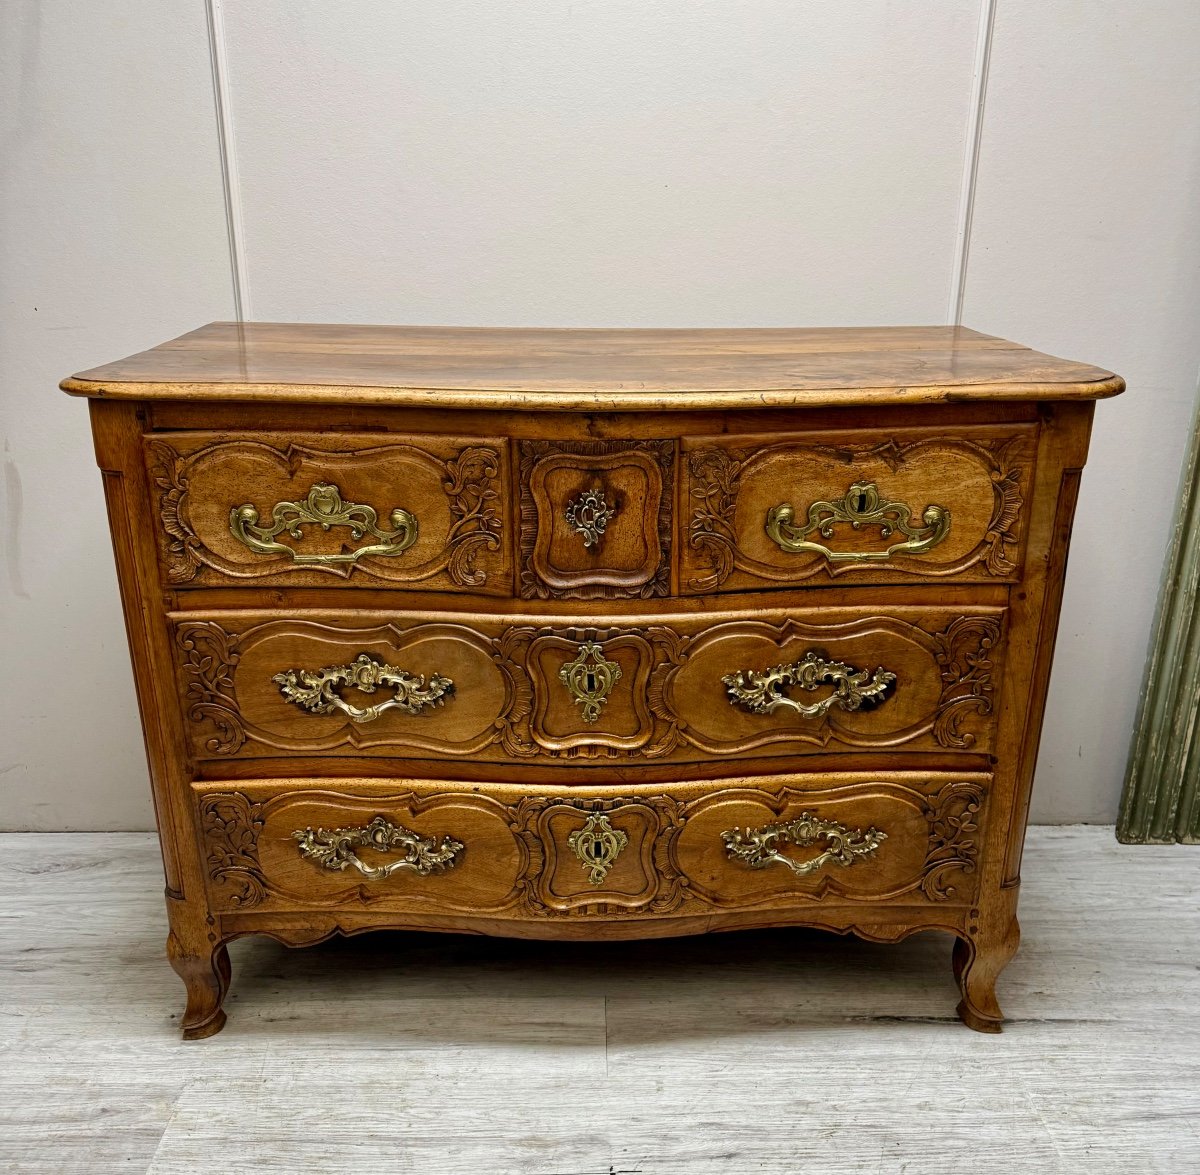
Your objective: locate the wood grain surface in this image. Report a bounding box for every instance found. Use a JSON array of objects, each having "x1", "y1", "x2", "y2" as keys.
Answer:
[{"x1": 61, "y1": 322, "x2": 1123, "y2": 410}]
